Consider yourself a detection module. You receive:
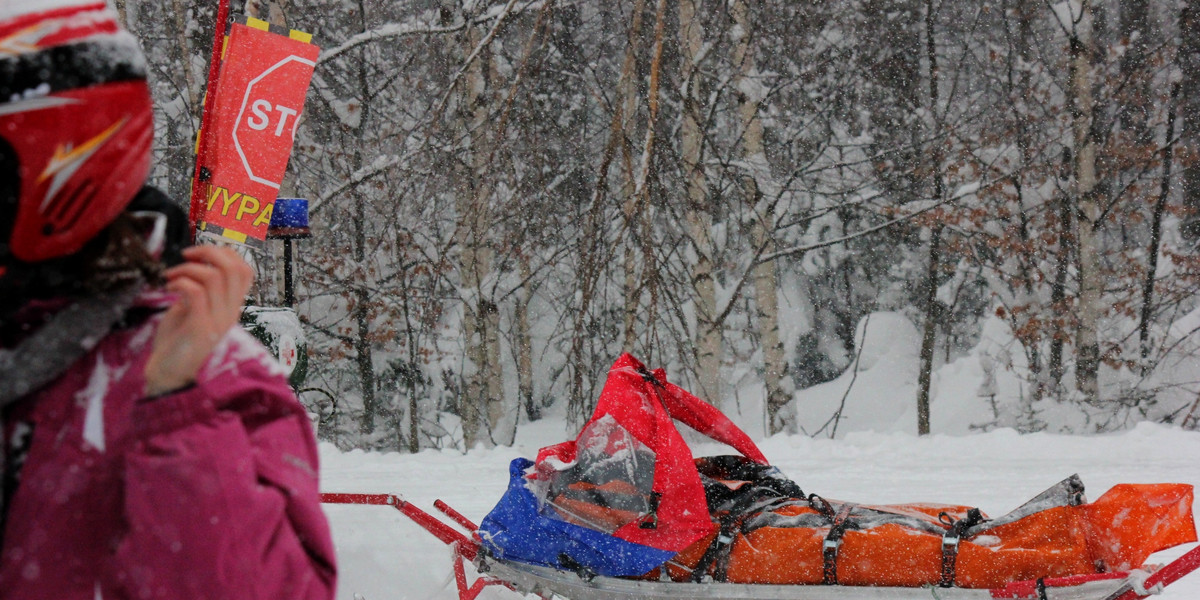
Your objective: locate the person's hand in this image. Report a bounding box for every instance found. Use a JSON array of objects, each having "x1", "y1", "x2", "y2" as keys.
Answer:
[{"x1": 143, "y1": 245, "x2": 254, "y2": 397}]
